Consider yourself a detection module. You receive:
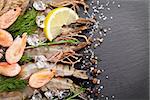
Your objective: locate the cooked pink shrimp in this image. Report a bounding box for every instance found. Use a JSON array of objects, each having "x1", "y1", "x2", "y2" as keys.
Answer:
[
  {"x1": 0, "y1": 62, "x2": 21, "y2": 77},
  {"x1": 0, "y1": 7, "x2": 21, "y2": 29},
  {"x1": 0, "y1": 29, "x2": 13, "y2": 47},
  {"x1": 5, "y1": 33, "x2": 27, "y2": 64},
  {"x1": 29, "y1": 69, "x2": 56, "y2": 88}
]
